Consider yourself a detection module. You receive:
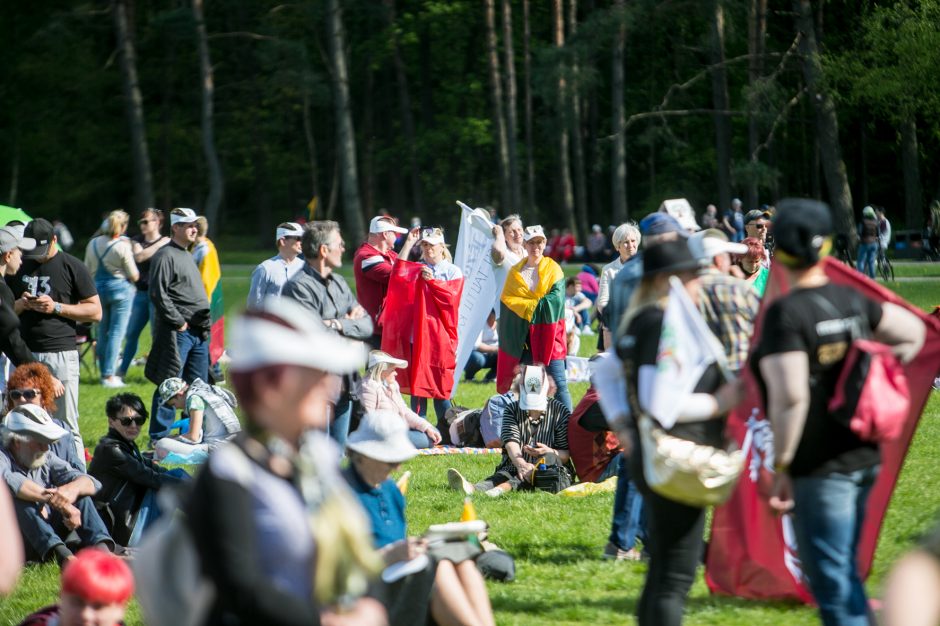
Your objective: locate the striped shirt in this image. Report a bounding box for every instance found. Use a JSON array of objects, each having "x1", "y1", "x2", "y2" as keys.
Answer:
[
  {"x1": 496, "y1": 398, "x2": 571, "y2": 476},
  {"x1": 697, "y1": 268, "x2": 760, "y2": 373}
]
